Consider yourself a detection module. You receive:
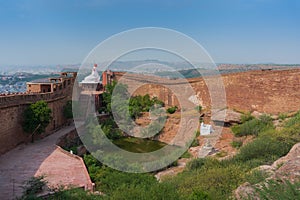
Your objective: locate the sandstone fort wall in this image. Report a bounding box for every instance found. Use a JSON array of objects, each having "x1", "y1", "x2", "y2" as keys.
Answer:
[
  {"x1": 0, "y1": 84, "x2": 74, "y2": 155},
  {"x1": 116, "y1": 69, "x2": 300, "y2": 114},
  {"x1": 1, "y1": 69, "x2": 299, "y2": 155}
]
